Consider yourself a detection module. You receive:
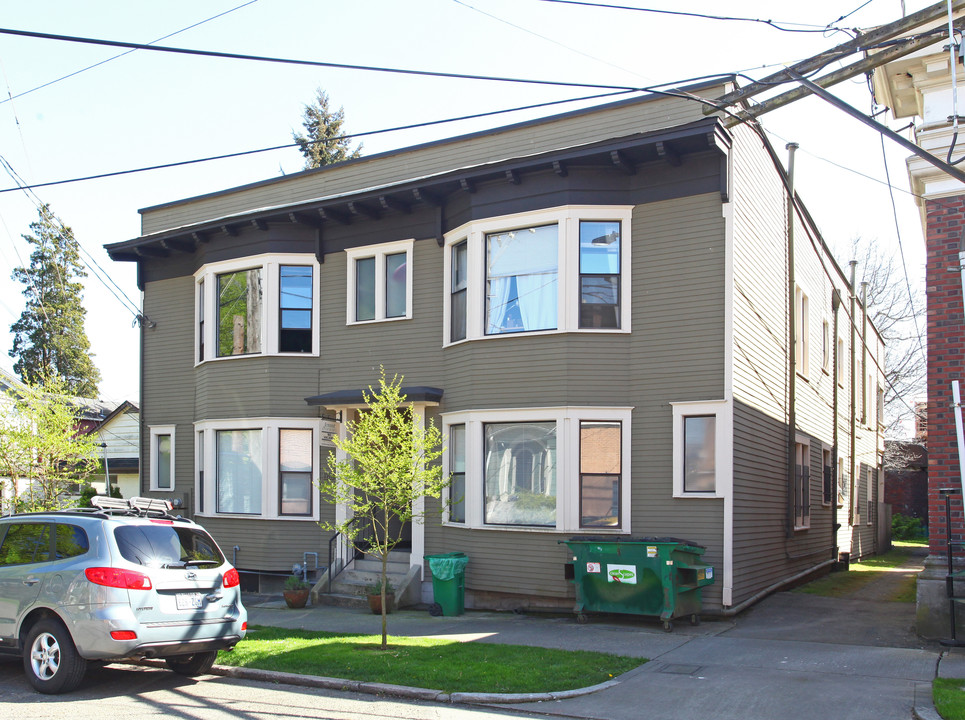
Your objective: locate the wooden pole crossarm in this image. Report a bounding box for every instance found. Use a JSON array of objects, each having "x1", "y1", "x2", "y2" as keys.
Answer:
[
  {"x1": 707, "y1": 0, "x2": 965, "y2": 114},
  {"x1": 723, "y1": 17, "x2": 965, "y2": 128}
]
